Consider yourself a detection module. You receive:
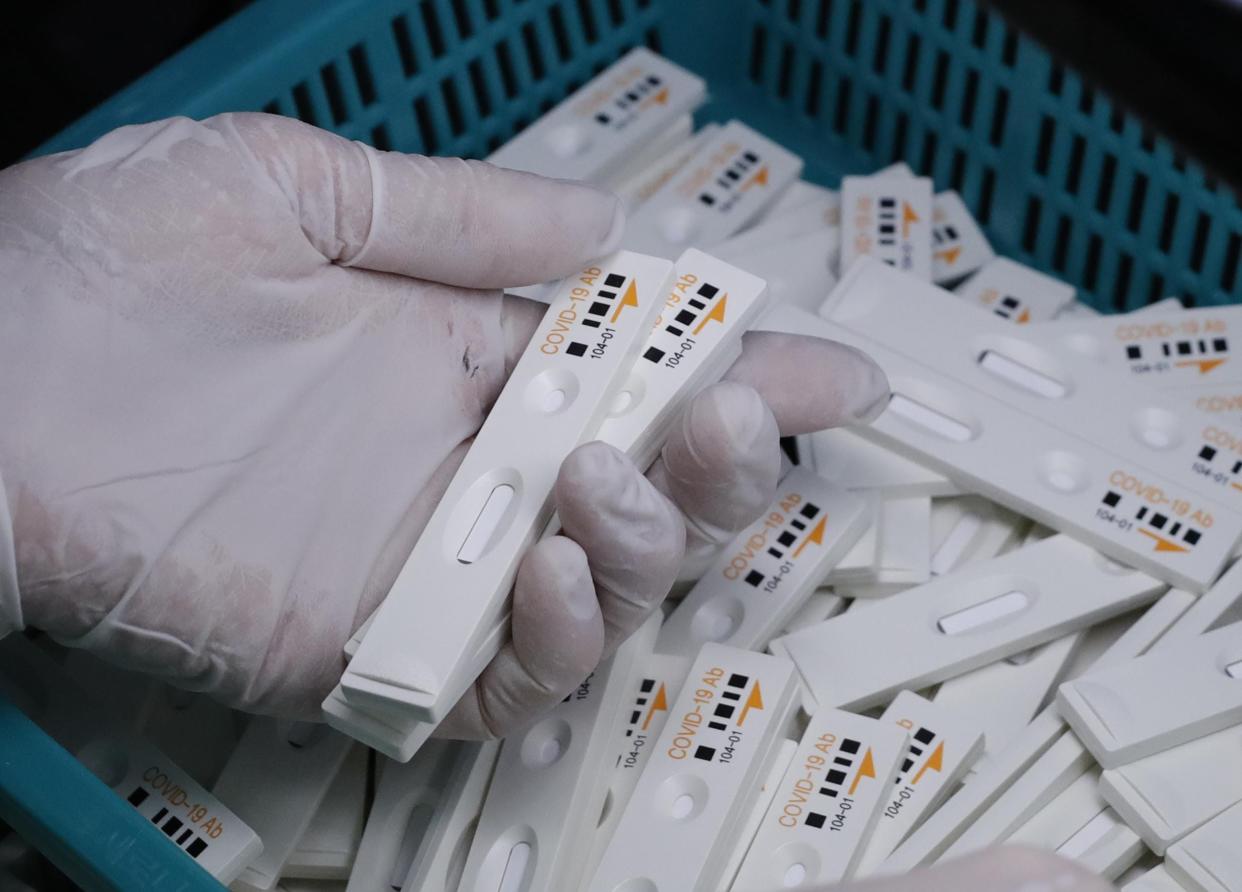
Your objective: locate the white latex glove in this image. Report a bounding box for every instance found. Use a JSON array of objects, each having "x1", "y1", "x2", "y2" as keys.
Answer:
[
  {"x1": 0, "y1": 112, "x2": 889, "y2": 738},
  {"x1": 815, "y1": 847, "x2": 1117, "y2": 892}
]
